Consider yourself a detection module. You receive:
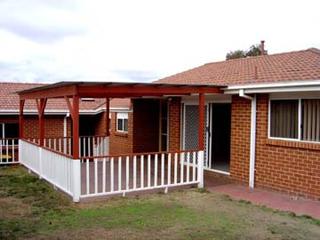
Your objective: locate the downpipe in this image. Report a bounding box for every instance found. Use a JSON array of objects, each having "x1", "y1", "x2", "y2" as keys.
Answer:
[{"x1": 239, "y1": 89, "x2": 256, "y2": 189}]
